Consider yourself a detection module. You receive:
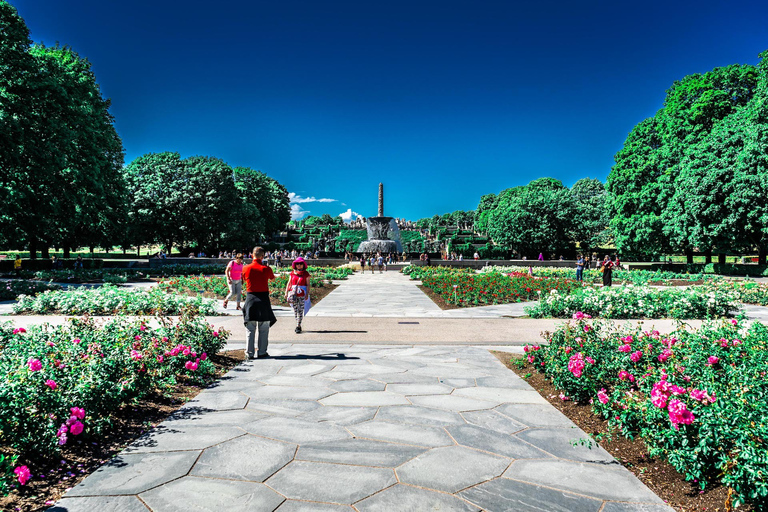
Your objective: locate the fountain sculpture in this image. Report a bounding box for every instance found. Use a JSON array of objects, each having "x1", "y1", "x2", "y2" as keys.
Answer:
[{"x1": 357, "y1": 183, "x2": 402, "y2": 254}]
